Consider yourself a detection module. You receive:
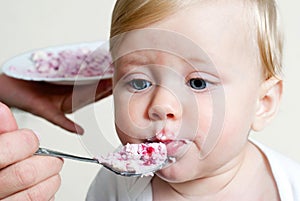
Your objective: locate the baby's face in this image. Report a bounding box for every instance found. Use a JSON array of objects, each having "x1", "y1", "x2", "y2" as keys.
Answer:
[{"x1": 113, "y1": 1, "x2": 263, "y2": 182}]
